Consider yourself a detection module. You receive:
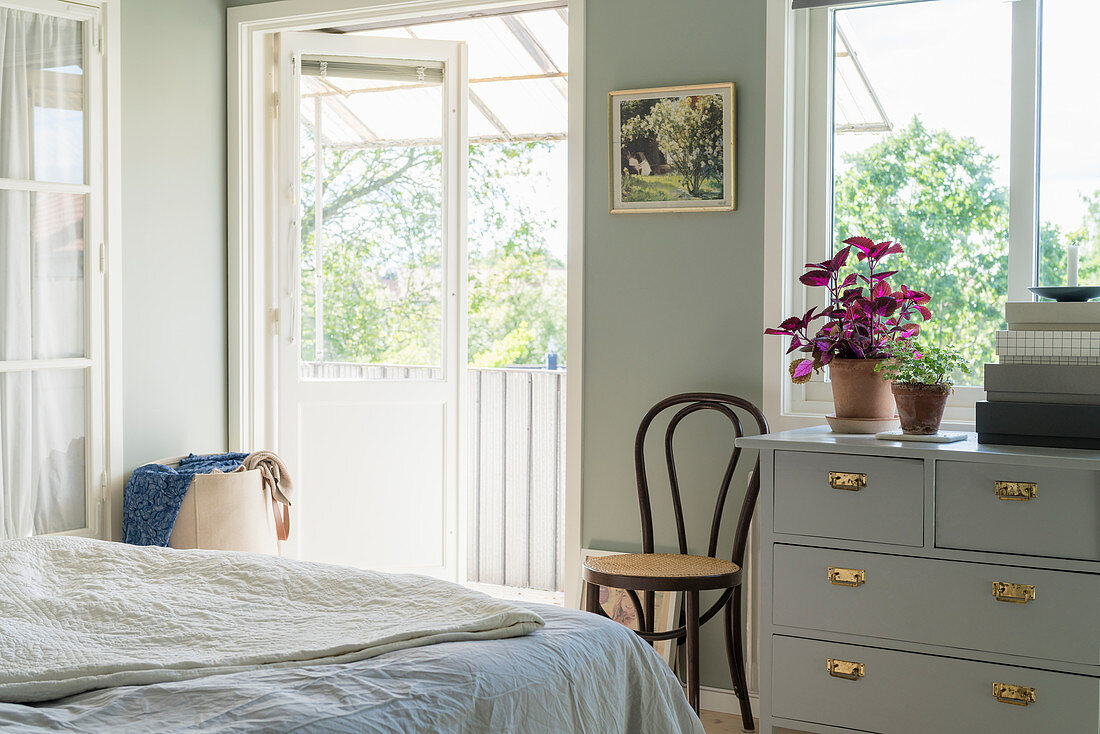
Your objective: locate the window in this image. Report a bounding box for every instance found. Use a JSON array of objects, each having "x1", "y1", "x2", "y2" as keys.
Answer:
[
  {"x1": 0, "y1": 1, "x2": 107, "y2": 539},
  {"x1": 774, "y1": 0, "x2": 1092, "y2": 421},
  {"x1": 1037, "y1": 0, "x2": 1100, "y2": 288}
]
